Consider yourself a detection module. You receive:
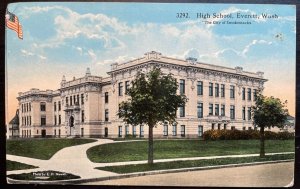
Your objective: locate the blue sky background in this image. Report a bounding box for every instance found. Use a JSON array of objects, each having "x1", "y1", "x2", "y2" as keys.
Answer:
[{"x1": 6, "y1": 2, "x2": 296, "y2": 121}]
